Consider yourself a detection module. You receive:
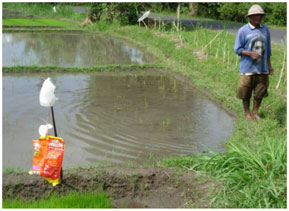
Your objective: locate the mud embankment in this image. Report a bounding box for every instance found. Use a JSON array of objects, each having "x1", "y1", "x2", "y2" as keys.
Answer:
[{"x1": 3, "y1": 166, "x2": 220, "y2": 208}]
